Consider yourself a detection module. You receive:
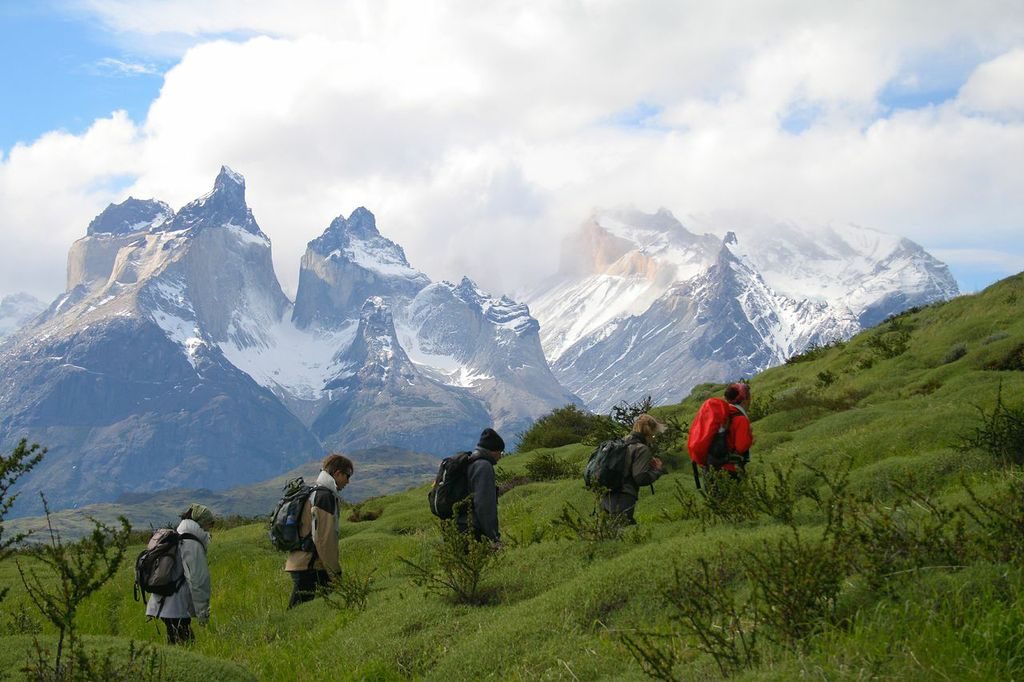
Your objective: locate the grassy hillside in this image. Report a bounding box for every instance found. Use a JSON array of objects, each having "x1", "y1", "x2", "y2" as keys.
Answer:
[{"x1": 1, "y1": 273, "x2": 1022, "y2": 680}]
